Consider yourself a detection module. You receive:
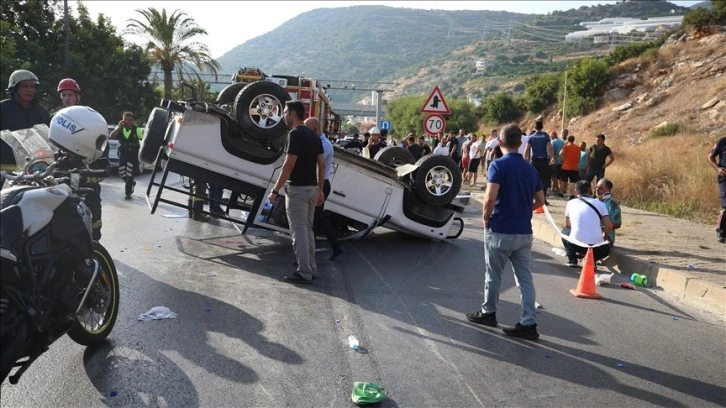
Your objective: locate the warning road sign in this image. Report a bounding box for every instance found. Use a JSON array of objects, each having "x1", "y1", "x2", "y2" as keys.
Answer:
[
  {"x1": 420, "y1": 86, "x2": 451, "y2": 114},
  {"x1": 423, "y1": 113, "x2": 446, "y2": 134}
]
